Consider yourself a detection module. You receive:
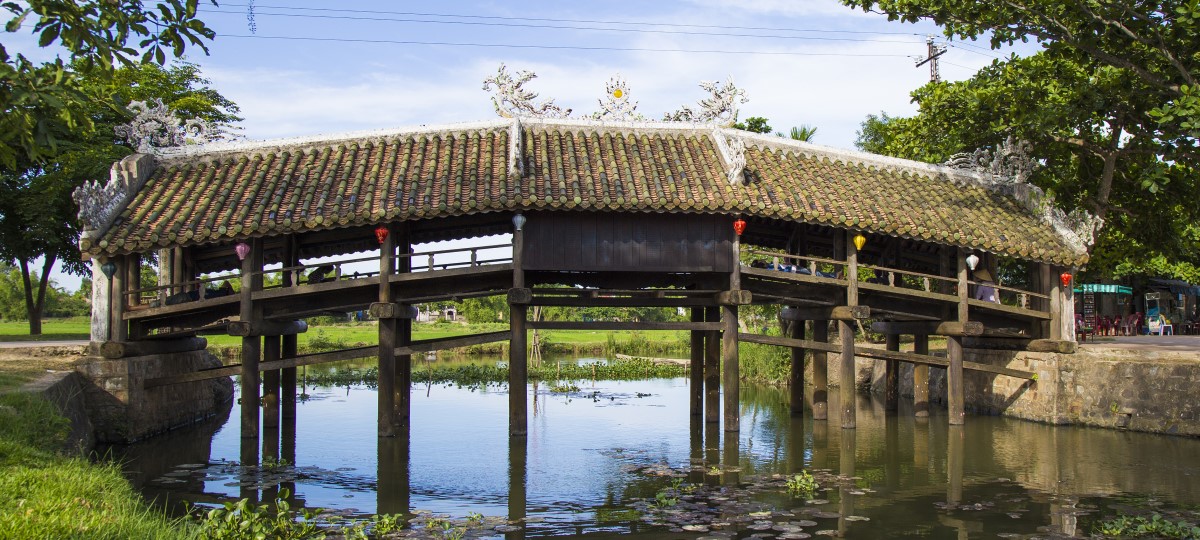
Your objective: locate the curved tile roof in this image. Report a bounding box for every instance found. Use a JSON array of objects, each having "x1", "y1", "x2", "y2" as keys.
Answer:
[{"x1": 80, "y1": 118, "x2": 1087, "y2": 266}]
